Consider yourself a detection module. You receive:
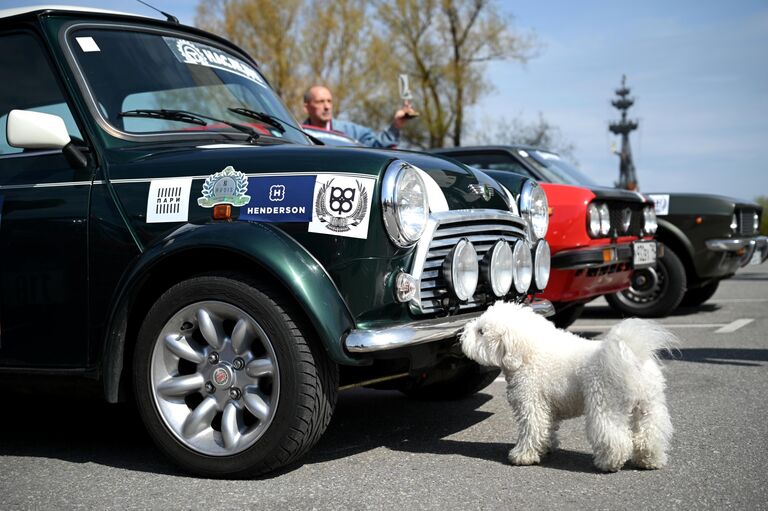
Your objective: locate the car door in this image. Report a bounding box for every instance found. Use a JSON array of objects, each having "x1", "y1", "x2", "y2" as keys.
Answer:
[{"x1": 0, "y1": 31, "x2": 91, "y2": 368}]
